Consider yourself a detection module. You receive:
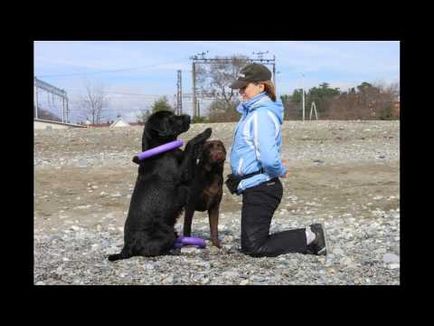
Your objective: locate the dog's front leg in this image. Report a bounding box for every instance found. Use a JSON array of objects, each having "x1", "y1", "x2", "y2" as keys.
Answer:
[{"x1": 208, "y1": 205, "x2": 221, "y2": 248}]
